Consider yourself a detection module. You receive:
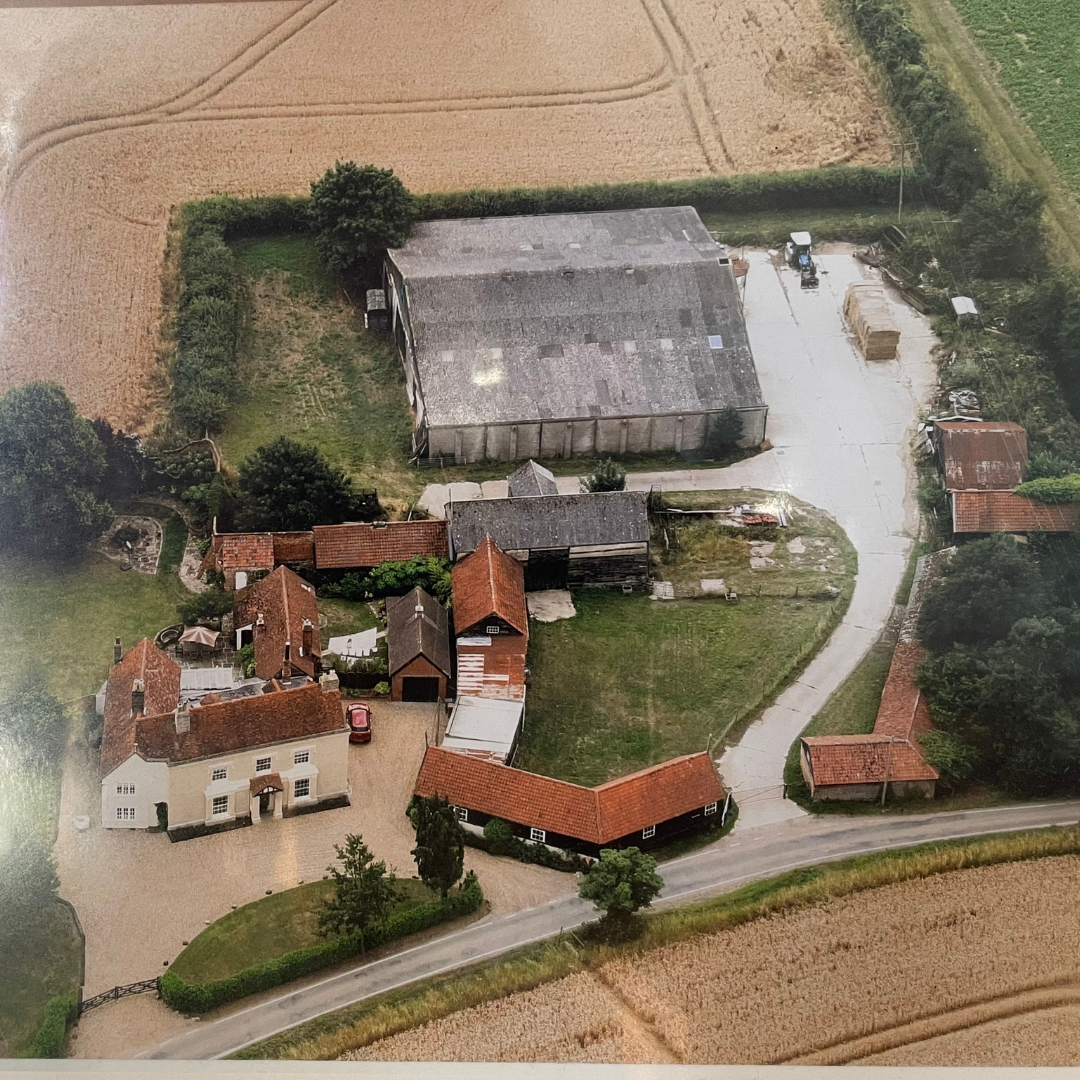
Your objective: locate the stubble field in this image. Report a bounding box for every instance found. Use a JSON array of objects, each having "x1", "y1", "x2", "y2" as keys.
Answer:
[
  {"x1": 0, "y1": 0, "x2": 892, "y2": 430},
  {"x1": 345, "y1": 855, "x2": 1080, "y2": 1065}
]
